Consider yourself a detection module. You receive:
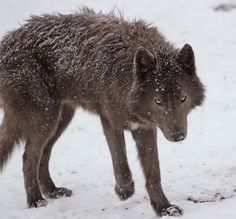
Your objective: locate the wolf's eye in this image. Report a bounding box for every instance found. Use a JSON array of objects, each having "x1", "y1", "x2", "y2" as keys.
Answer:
[
  {"x1": 180, "y1": 96, "x2": 187, "y2": 102},
  {"x1": 155, "y1": 99, "x2": 162, "y2": 105}
]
